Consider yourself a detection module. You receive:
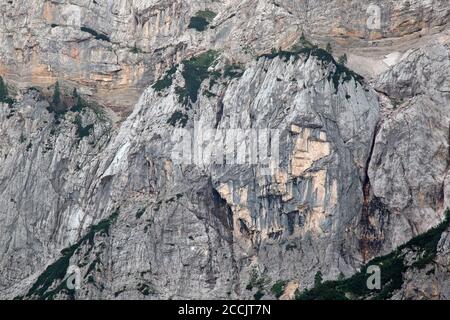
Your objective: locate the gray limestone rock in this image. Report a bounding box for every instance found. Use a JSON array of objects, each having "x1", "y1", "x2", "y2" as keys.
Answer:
[{"x1": 0, "y1": 0, "x2": 448, "y2": 300}]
